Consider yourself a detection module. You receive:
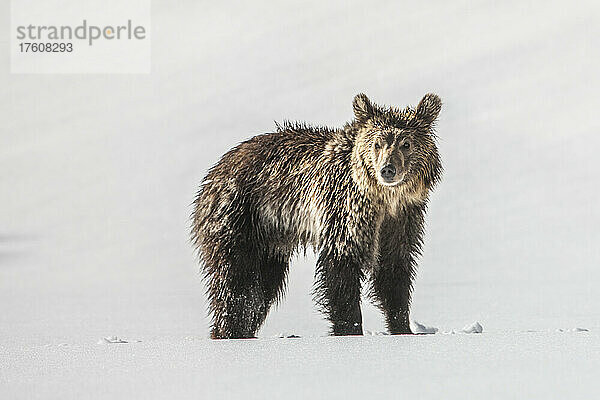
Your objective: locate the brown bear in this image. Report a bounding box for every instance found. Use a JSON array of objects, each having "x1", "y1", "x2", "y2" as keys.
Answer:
[{"x1": 191, "y1": 93, "x2": 442, "y2": 339}]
